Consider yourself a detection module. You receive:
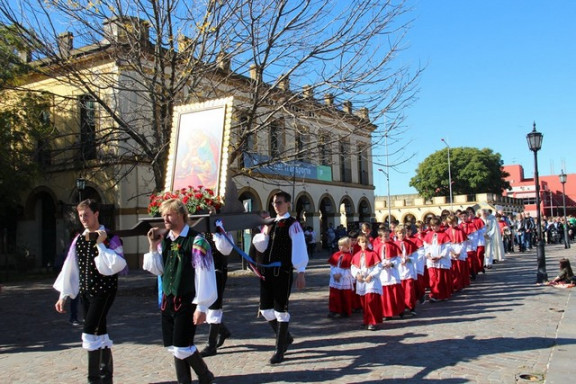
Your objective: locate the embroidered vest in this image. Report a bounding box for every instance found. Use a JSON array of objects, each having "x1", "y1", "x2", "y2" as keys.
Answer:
[
  {"x1": 76, "y1": 234, "x2": 118, "y2": 295},
  {"x1": 161, "y1": 230, "x2": 198, "y2": 297}
]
